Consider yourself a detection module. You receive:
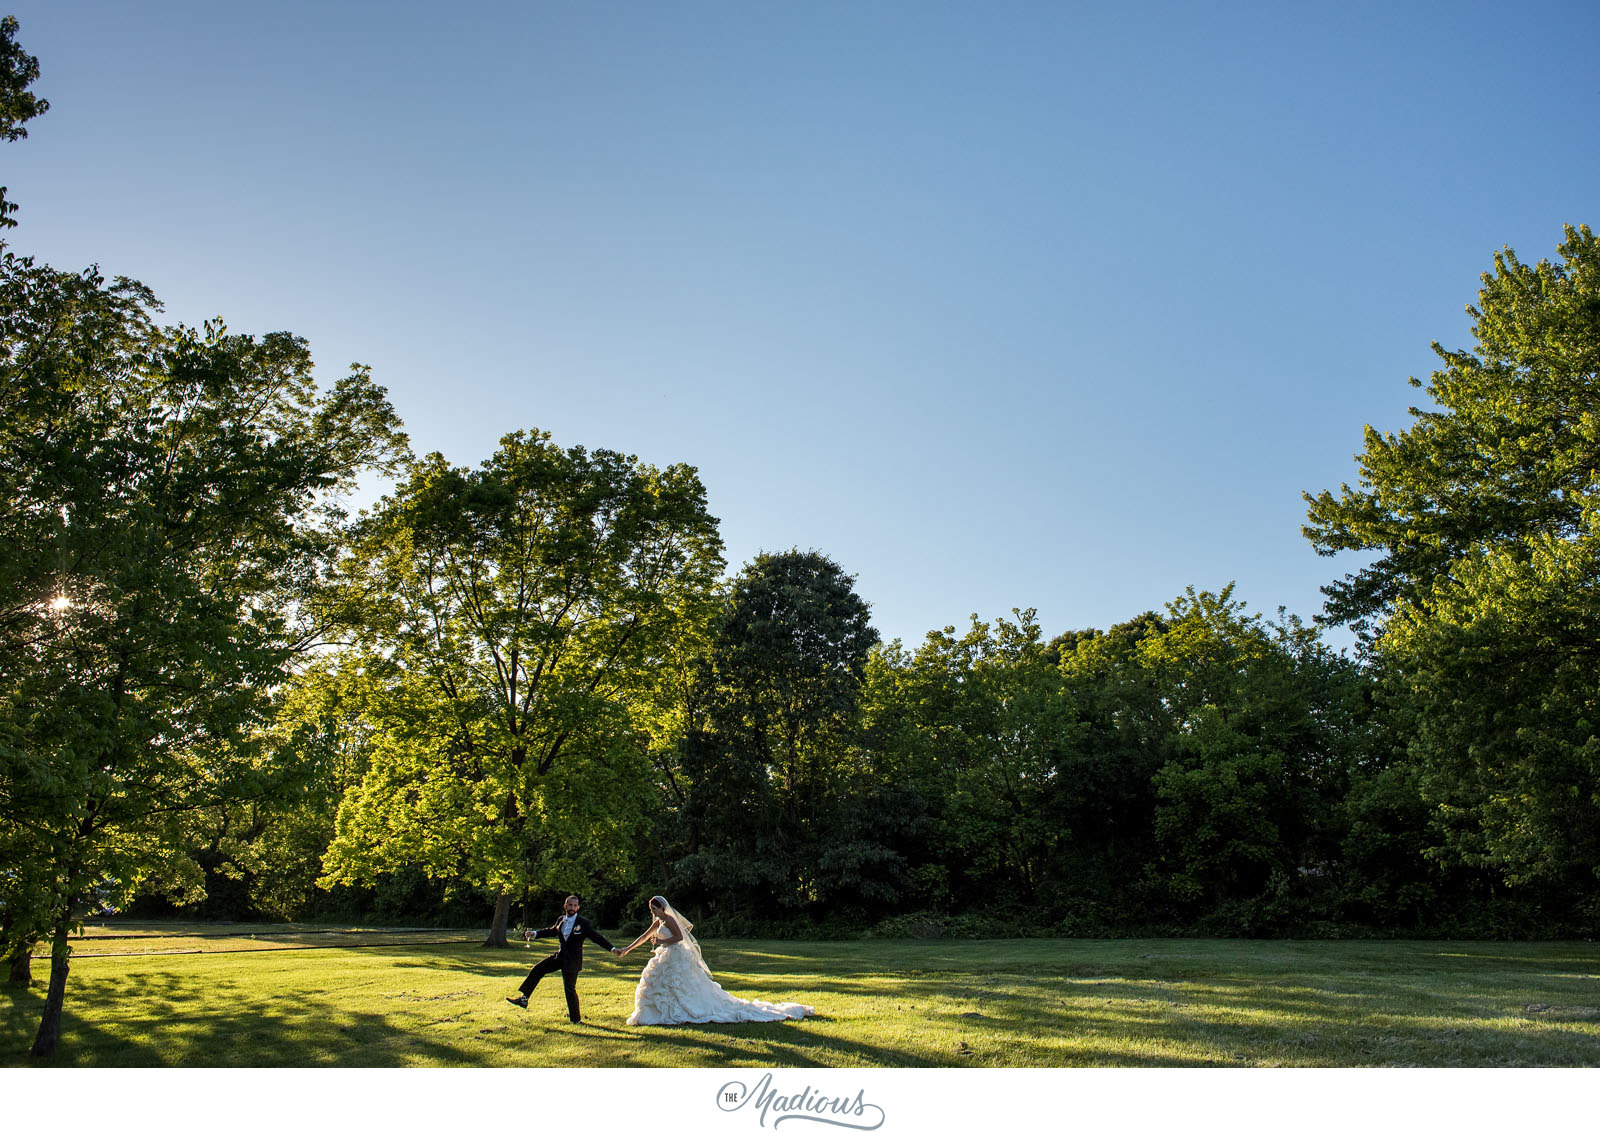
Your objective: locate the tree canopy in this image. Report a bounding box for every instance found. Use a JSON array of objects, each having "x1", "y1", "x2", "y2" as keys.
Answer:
[
  {"x1": 318, "y1": 432, "x2": 724, "y2": 943},
  {"x1": 672, "y1": 550, "x2": 881, "y2": 919},
  {"x1": 1305, "y1": 224, "x2": 1600, "y2": 908},
  {"x1": 0, "y1": 248, "x2": 408, "y2": 1054},
  {"x1": 1304, "y1": 224, "x2": 1600, "y2": 644}
]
